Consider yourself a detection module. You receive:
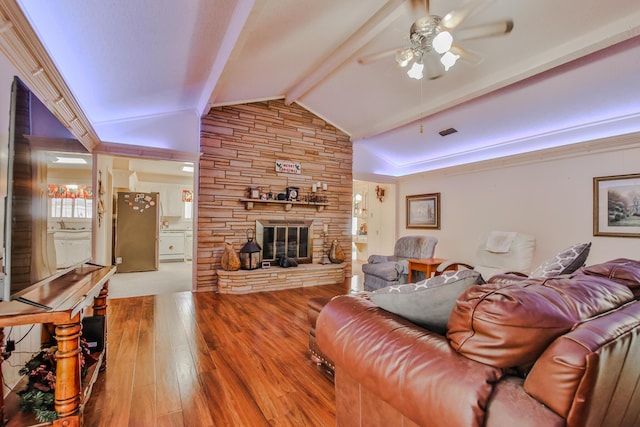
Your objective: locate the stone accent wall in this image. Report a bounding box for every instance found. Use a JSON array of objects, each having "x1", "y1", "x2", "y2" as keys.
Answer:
[{"x1": 197, "y1": 99, "x2": 353, "y2": 291}]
